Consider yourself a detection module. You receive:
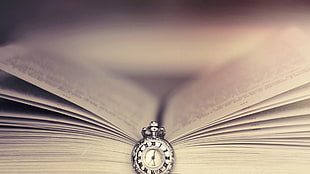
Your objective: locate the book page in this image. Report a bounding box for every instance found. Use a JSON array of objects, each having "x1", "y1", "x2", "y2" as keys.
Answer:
[
  {"x1": 164, "y1": 28, "x2": 310, "y2": 140},
  {"x1": 0, "y1": 70, "x2": 99, "y2": 120},
  {"x1": 173, "y1": 98, "x2": 310, "y2": 145},
  {"x1": 0, "y1": 70, "x2": 126, "y2": 138},
  {"x1": 0, "y1": 108, "x2": 135, "y2": 174},
  {"x1": 0, "y1": 45, "x2": 158, "y2": 140},
  {"x1": 172, "y1": 82, "x2": 310, "y2": 144},
  {"x1": 174, "y1": 145, "x2": 310, "y2": 174}
]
